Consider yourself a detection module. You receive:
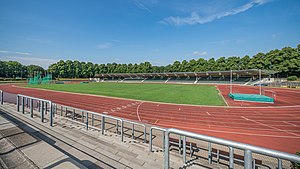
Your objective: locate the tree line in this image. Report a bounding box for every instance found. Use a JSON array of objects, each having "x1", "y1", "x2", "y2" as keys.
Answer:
[
  {"x1": 0, "y1": 61, "x2": 44, "y2": 78},
  {"x1": 0, "y1": 44, "x2": 299, "y2": 78},
  {"x1": 48, "y1": 44, "x2": 300, "y2": 78}
]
